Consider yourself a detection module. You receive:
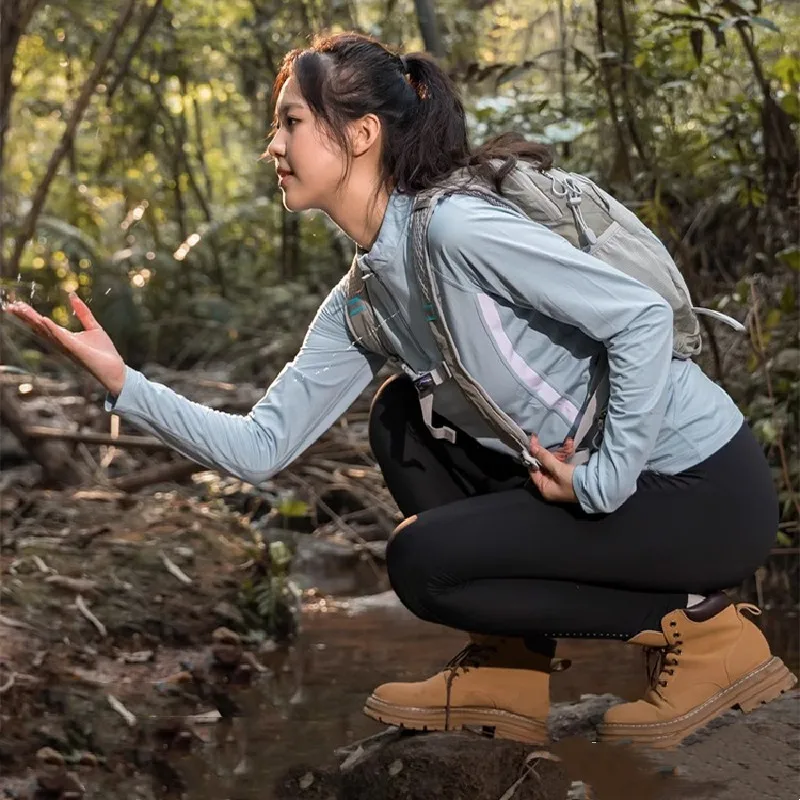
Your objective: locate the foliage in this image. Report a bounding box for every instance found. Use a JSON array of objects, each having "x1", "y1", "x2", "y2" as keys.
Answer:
[{"x1": 2, "y1": 0, "x2": 798, "y2": 541}]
